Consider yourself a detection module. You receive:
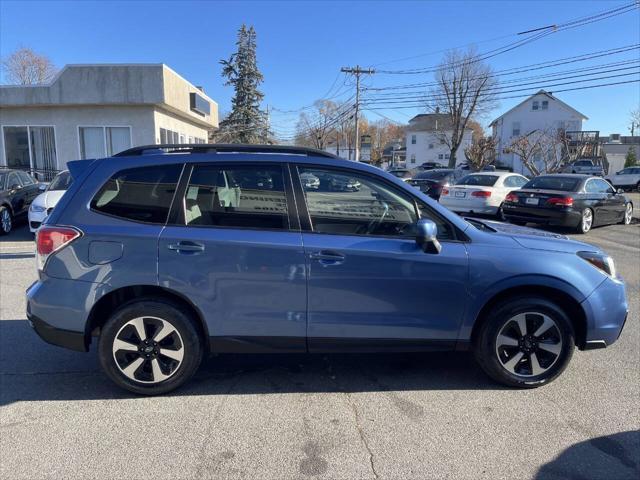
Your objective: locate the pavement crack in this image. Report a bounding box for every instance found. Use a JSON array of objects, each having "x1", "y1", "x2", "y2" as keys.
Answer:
[{"x1": 343, "y1": 392, "x2": 379, "y2": 480}]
